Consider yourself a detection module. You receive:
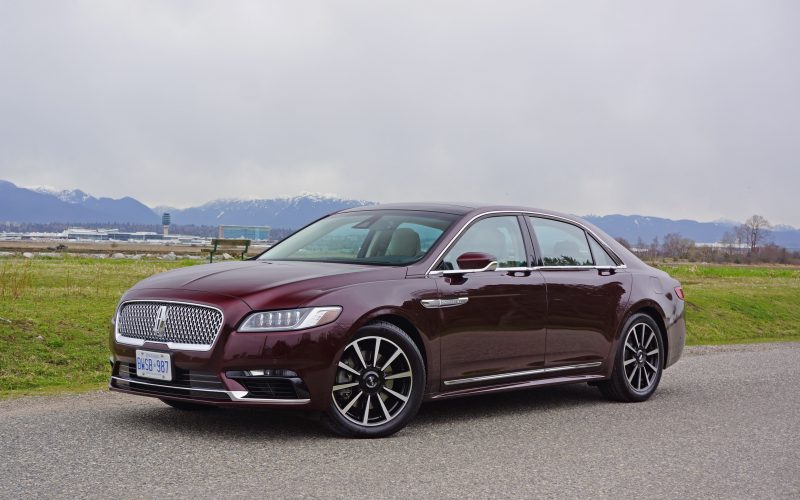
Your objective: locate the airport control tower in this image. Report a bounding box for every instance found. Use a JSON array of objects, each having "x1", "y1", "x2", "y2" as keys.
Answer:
[{"x1": 162, "y1": 213, "x2": 171, "y2": 236}]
